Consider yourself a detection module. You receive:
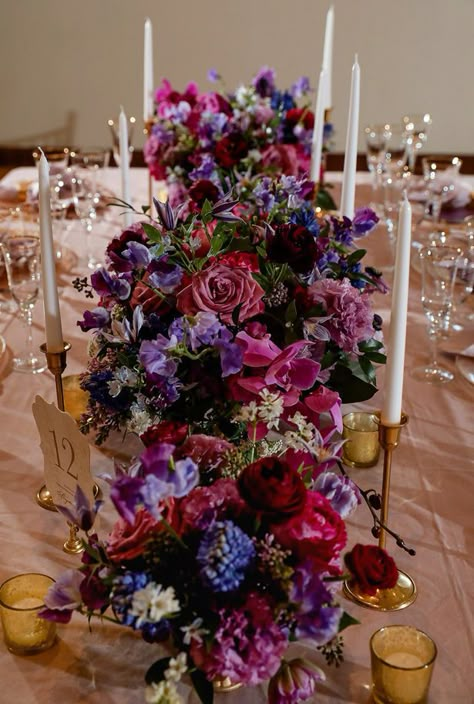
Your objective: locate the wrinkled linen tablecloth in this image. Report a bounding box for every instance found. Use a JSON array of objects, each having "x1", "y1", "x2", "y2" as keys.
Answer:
[{"x1": 0, "y1": 168, "x2": 472, "y2": 703}]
